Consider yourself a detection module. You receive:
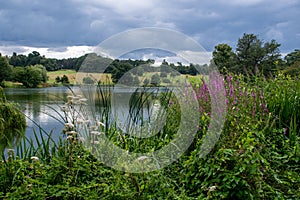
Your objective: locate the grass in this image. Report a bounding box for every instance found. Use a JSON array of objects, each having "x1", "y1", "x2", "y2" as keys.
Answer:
[
  {"x1": 47, "y1": 70, "x2": 77, "y2": 84},
  {"x1": 47, "y1": 70, "x2": 113, "y2": 85},
  {"x1": 0, "y1": 72, "x2": 299, "y2": 199},
  {"x1": 1, "y1": 81, "x2": 23, "y2": 88}
]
